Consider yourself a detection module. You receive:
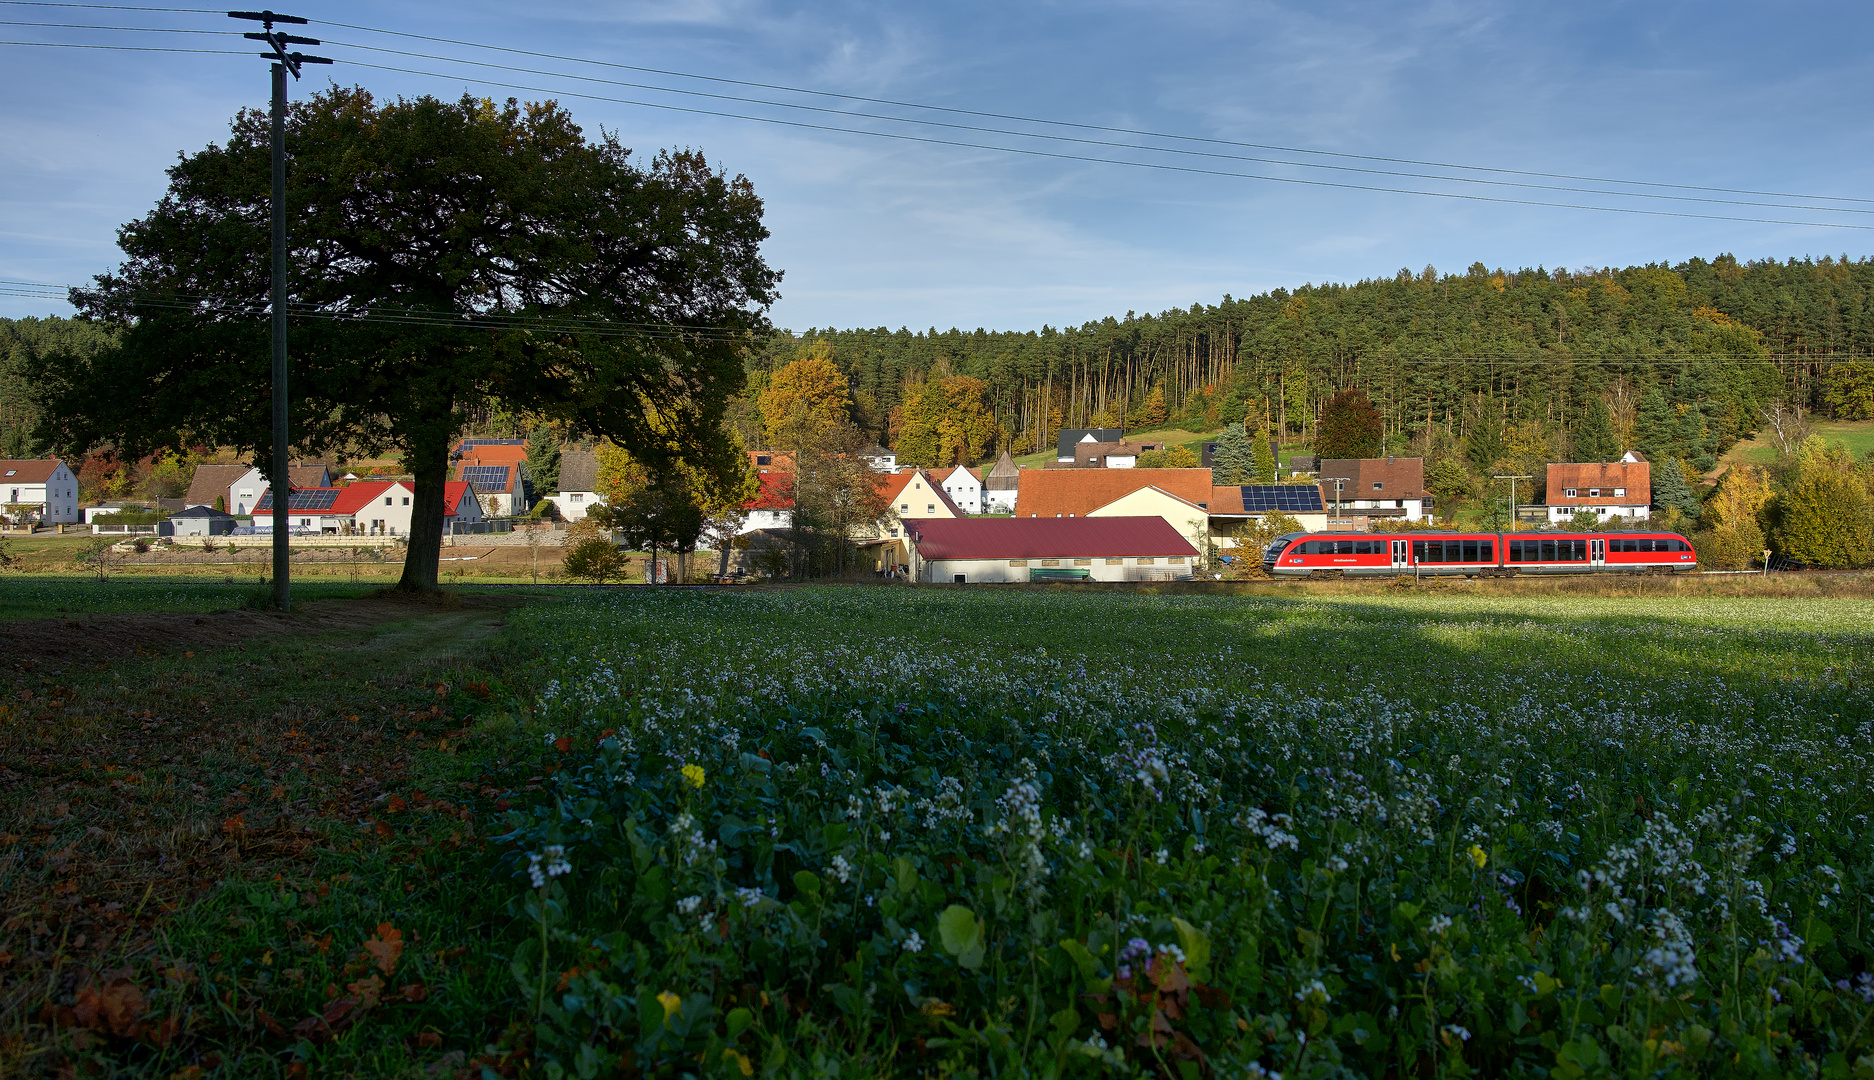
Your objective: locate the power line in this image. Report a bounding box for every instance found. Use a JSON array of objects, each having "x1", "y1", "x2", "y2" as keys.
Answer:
[
  {"x1": 308, "y1": 14, "x2": 1874, "y2": 208},
  {"x1": 0, "y1": 37, "x2": 238, "y2": 51},
  {"x1": 0, "y1": 18, "x2": 234, "y2": 31},
  {"x1": 5, "y1": 0, "x2": 1870, "y2": 211},
  {"x1": 313, "y1": 36, "x2": 1873, "y2": 218},
  {"x1": 331, "y1": 56, "x2": 1874, "y2": 232}
]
